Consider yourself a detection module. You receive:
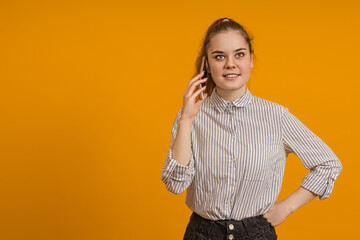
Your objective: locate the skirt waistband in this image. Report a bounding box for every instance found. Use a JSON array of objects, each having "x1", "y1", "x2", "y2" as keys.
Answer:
[{"x1": 187, "y1": 212, "x2": 275, "y2": 240}]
